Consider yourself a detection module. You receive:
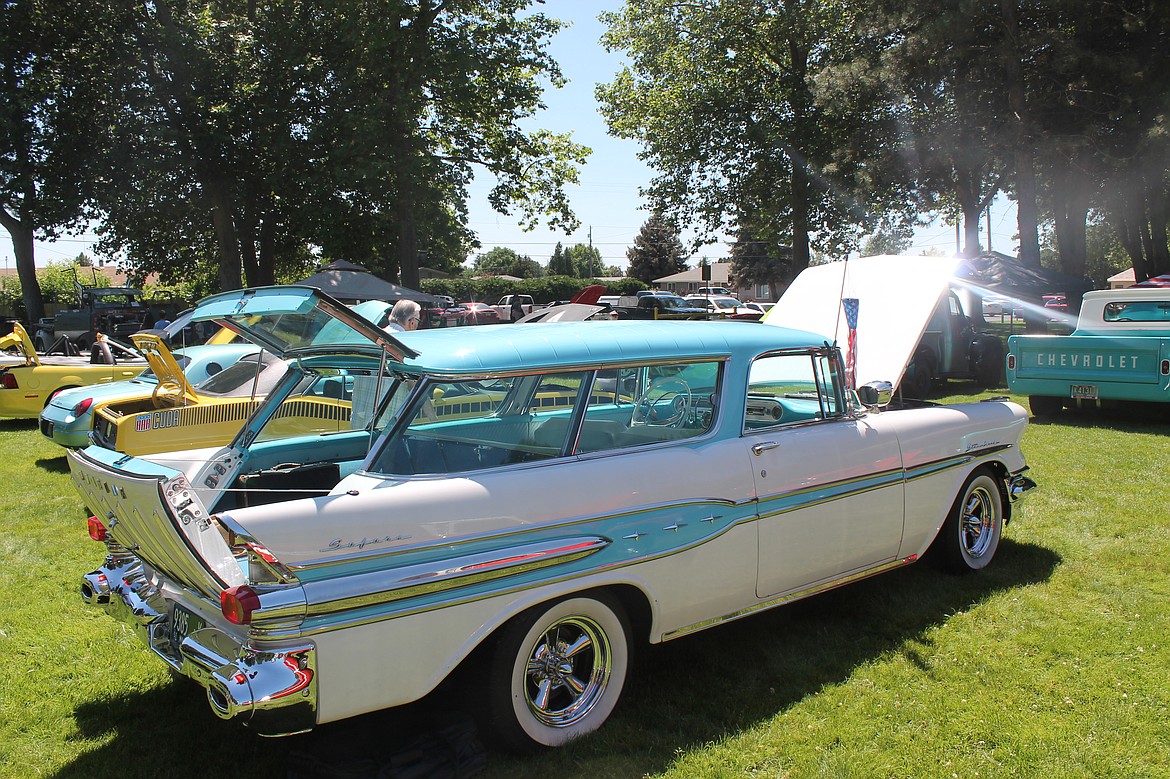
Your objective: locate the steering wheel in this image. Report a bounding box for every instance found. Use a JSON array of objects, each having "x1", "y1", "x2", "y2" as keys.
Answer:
[
  {"x1": 152, "y1": 378, "x2": 185, "y2": 408},
  {"x1": 631, "y1": 376, "x2": 692, "y2": 427}
]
